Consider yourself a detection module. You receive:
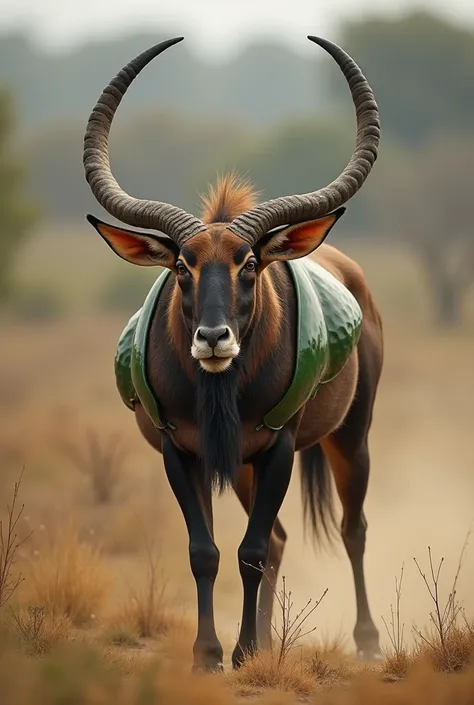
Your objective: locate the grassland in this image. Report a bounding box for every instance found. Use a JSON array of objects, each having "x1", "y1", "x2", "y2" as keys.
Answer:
[{"x1": 1, "y1": 223, "x2": 474, "y2": 702}]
